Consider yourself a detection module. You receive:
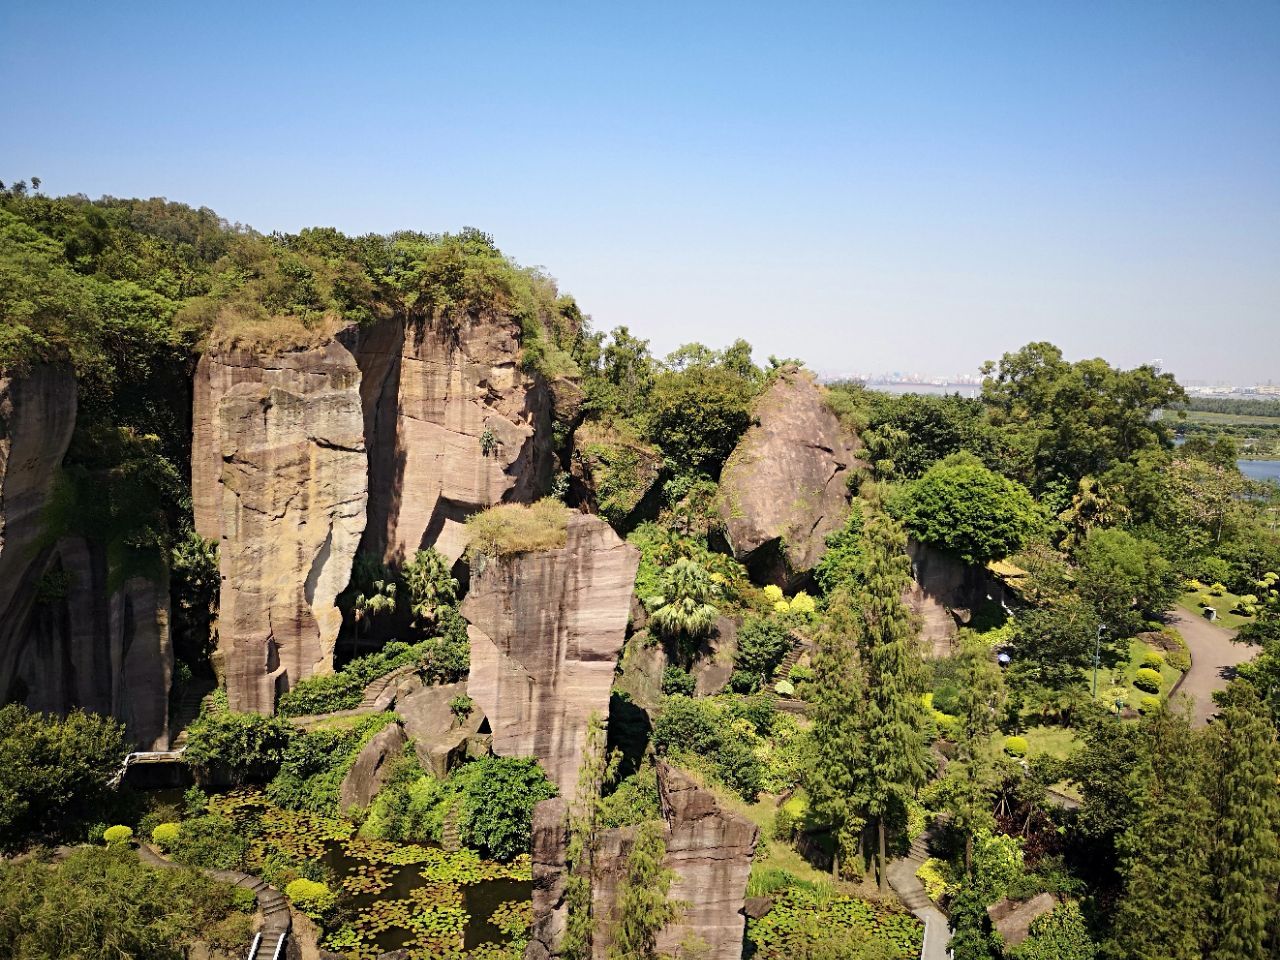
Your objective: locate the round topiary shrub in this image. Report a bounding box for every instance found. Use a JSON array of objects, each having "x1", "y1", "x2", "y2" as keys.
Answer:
[
  {"x1": 1004, "y1": 736, "x2": 1029, "y2": 758},
  {"x1": 286, "y1": 878, "x2": 337, "y2": 919},
  {"x1": 151, "y1": 822, "x2": 181, "y2": 851},
  {"x1": 1140, "y1": 651, "x2": 1164, "y2": 671},
  {"x1": 1139, "y1": 695, "x2": 1161, "y2": 715},
  {"x1": 1134, "y1": 668, "x2": 1162, "y2": 693},
  {"x1": 103, "y1": 825, "x2": 133, "y2": 846}
]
